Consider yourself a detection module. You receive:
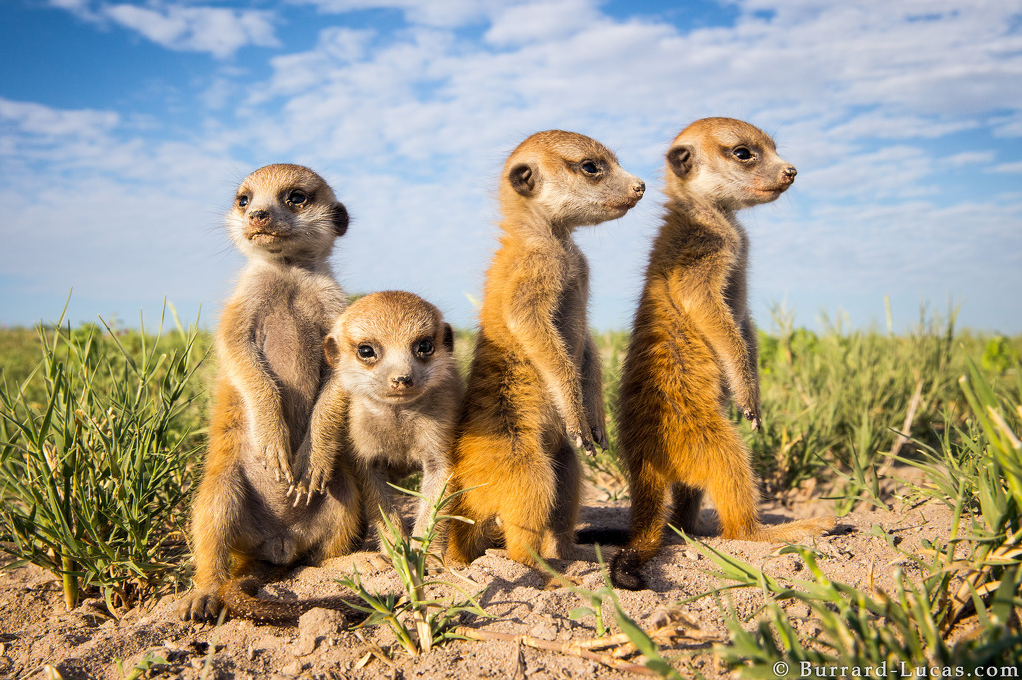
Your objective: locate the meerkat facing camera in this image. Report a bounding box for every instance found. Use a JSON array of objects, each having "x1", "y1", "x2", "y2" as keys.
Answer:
[
  {"x1": 177, "y1": 164, "x2": 363, "y2": 622},
  {"x1": 610, "y1": 118, "x2": 834, "y2": 591},
  {"x1": 291, "y1": 291, "x2": 463, "y2": 545},
  {"x1": 446, "y1": 130, "x2": 645, "y2": 569}
]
